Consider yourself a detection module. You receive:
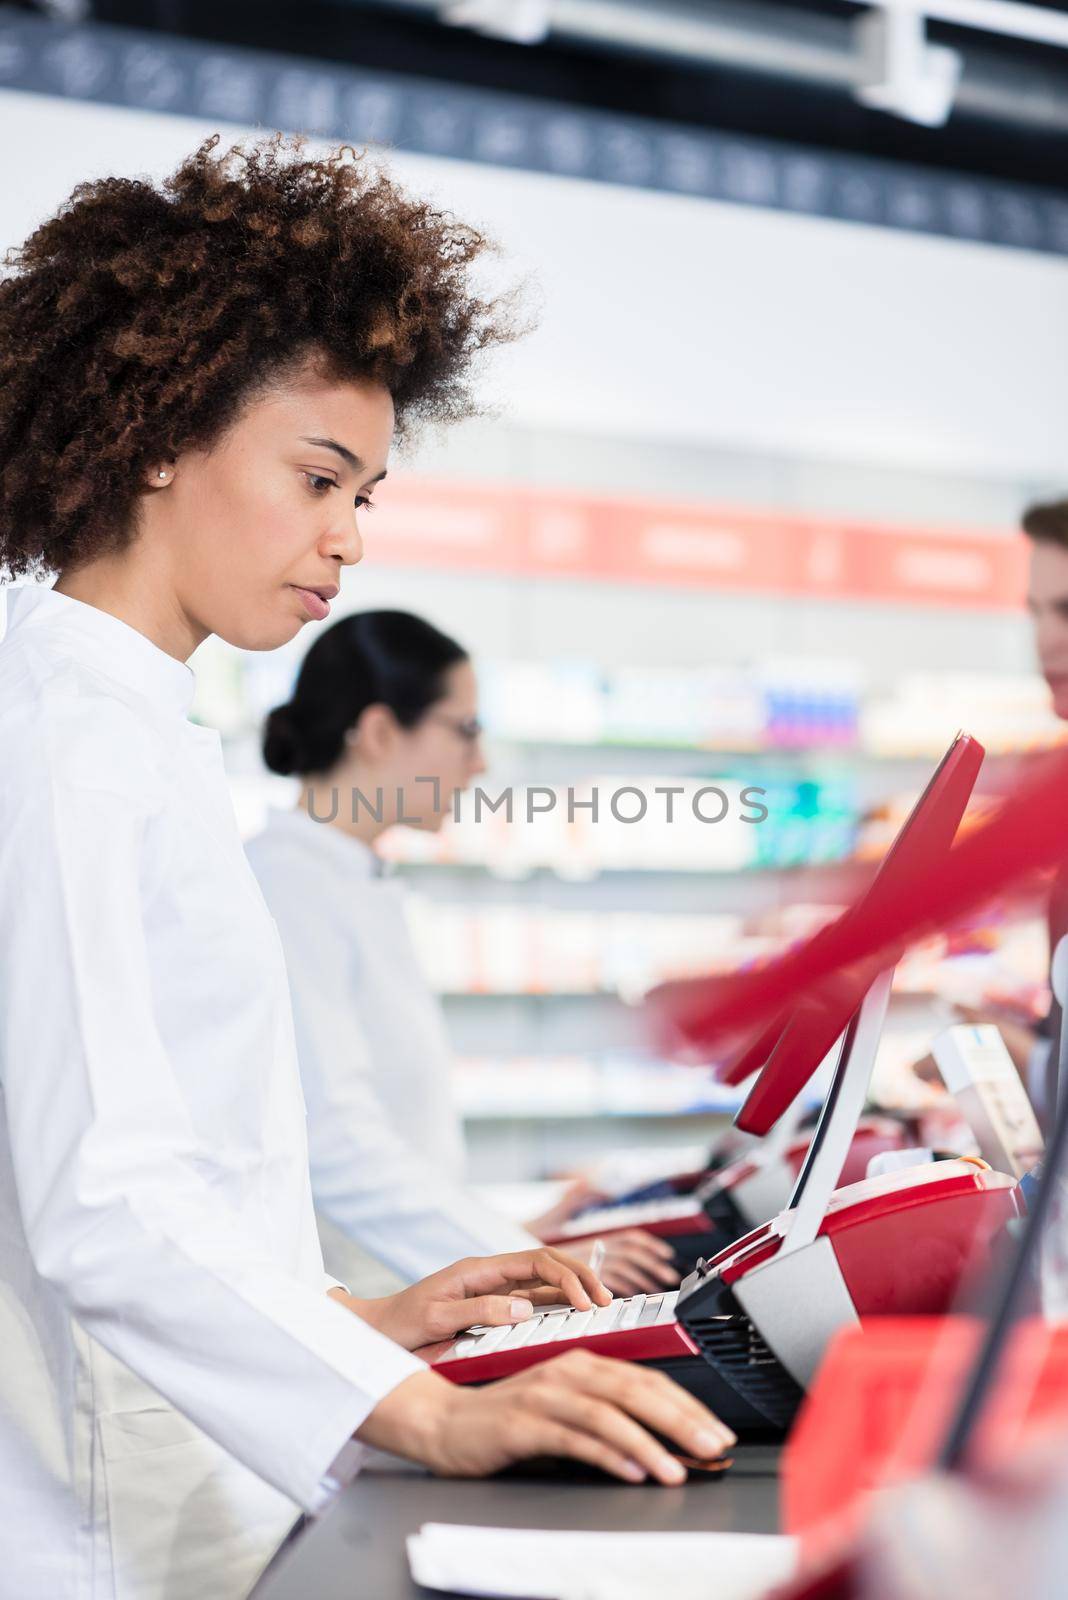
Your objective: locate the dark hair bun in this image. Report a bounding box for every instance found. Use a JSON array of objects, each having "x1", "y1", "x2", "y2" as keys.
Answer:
[{"x1": 262, "y1": 703, "x2": 305, "y2": 776}]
